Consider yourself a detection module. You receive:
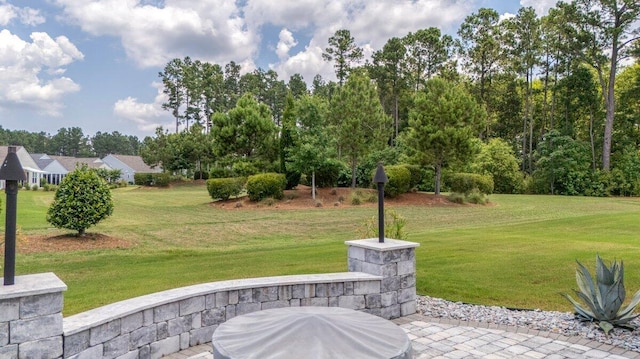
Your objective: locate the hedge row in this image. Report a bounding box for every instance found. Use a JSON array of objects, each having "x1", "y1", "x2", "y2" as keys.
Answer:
[
  {"x1": 448, "y1": 173, "x2": 494, "y2": 195},
  {"x1": 206, "y1": 173, "x2": 287, "y2": 202},
  {"x1": 133, "y1": 173, "x2": 172, "y2": 187}
]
